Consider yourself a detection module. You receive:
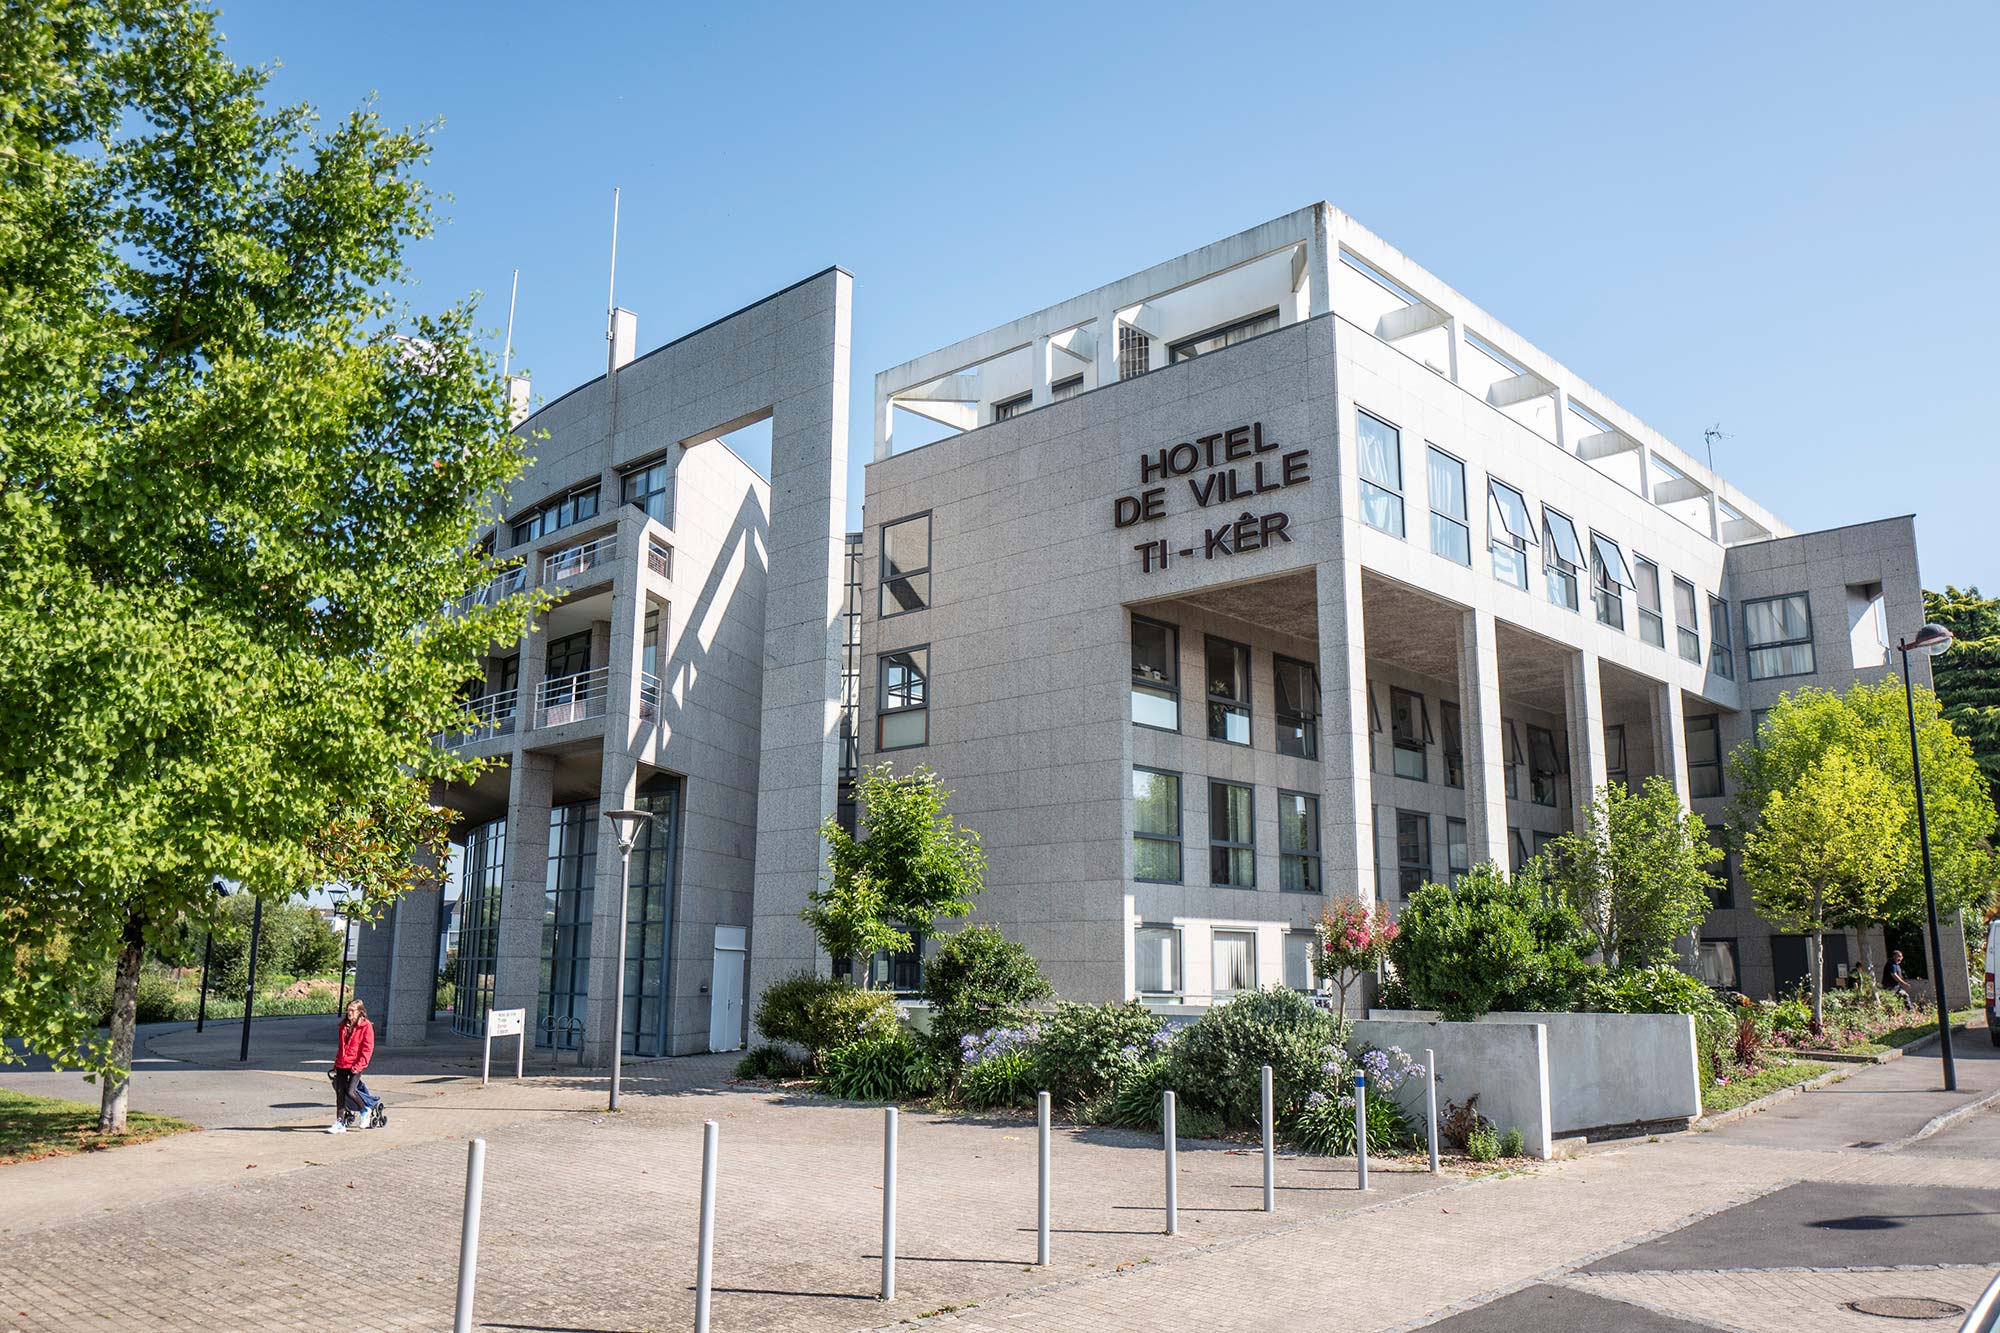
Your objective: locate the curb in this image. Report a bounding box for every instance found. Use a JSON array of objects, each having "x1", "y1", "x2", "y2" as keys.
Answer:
[
  {"x1": 1695, "y1": 1063, "x2": 1857, "y2": 1131},
  {"x1": 1693, "y1": 1017, "x2": 1985, "y2": 1133}
]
